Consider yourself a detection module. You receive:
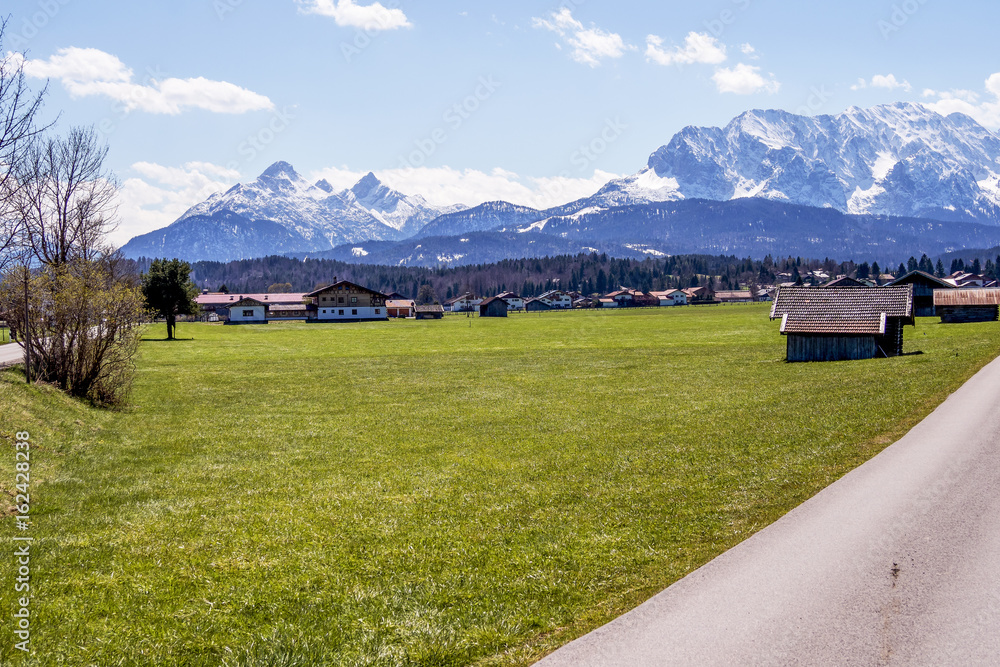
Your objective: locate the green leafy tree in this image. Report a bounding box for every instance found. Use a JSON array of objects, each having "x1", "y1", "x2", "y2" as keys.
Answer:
[{"x1": 142, "y1": 258, "x2": 199, "y2": 340}]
